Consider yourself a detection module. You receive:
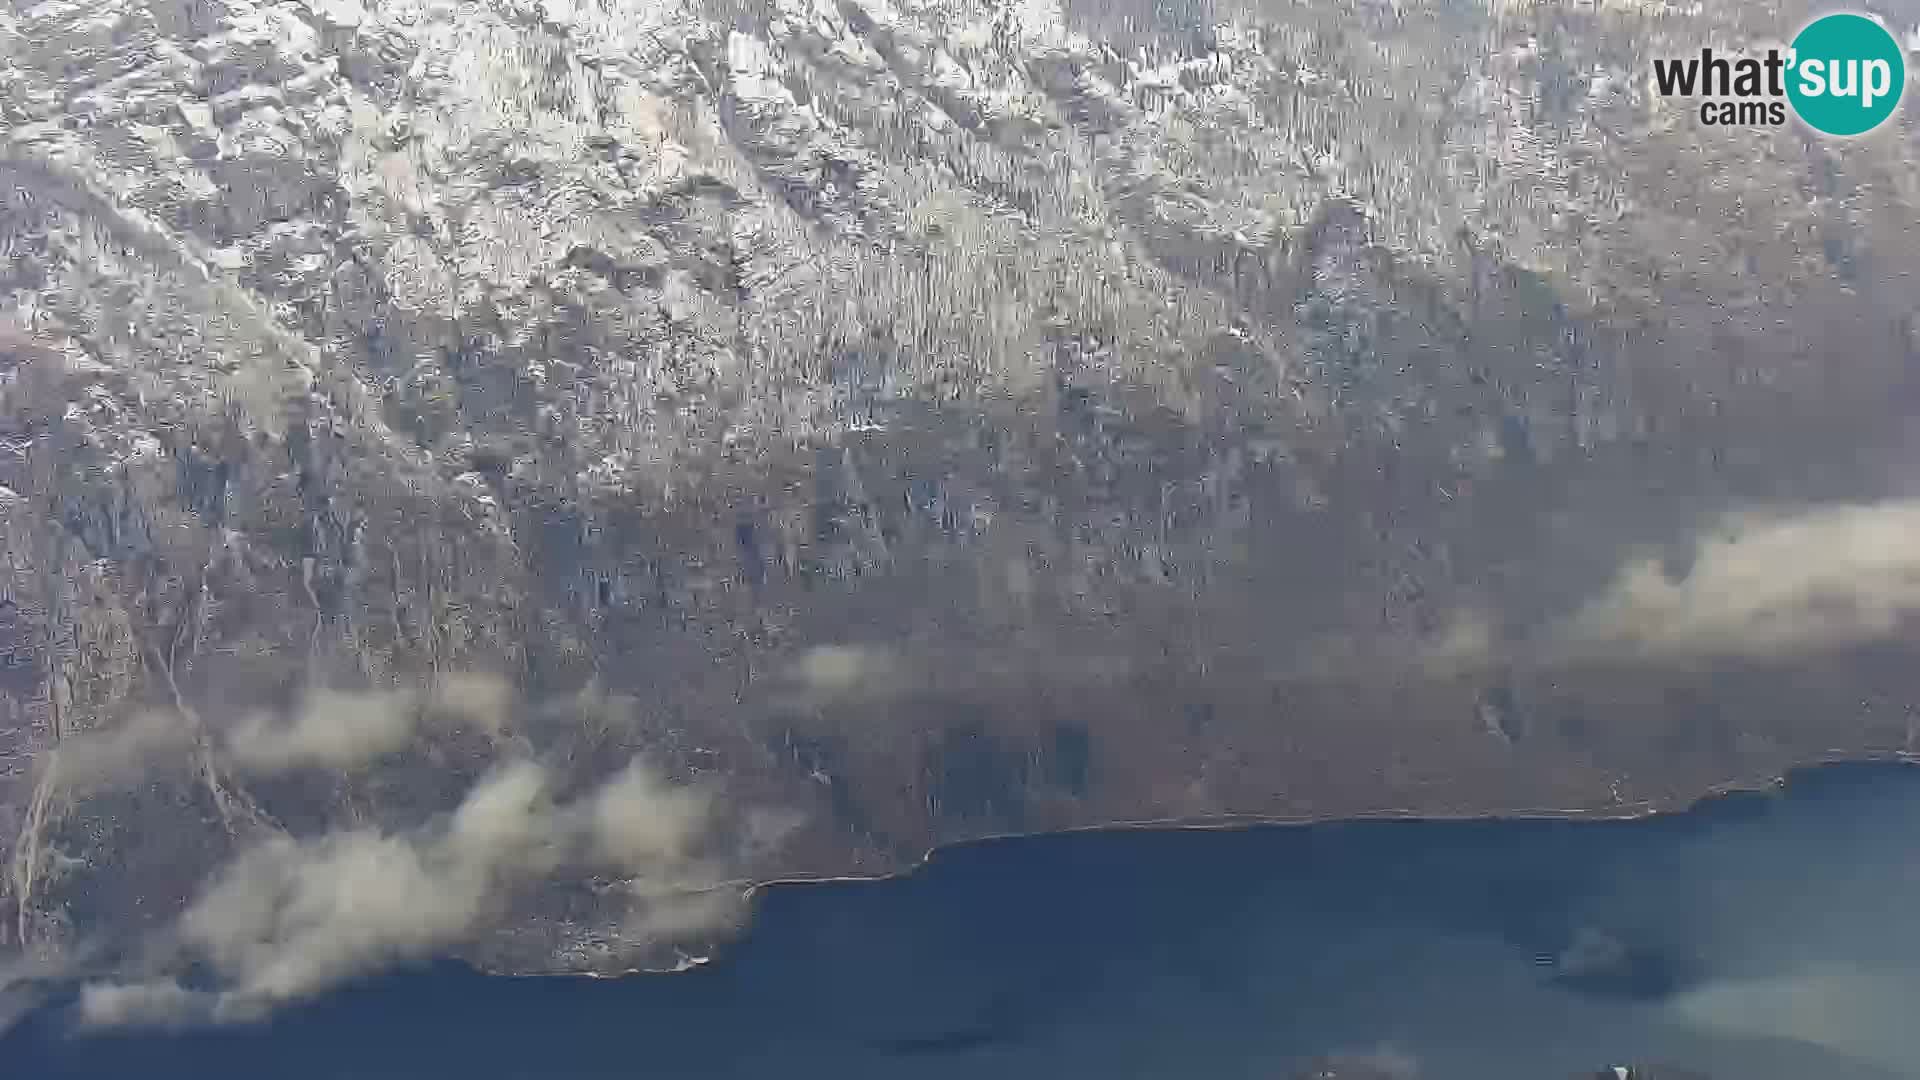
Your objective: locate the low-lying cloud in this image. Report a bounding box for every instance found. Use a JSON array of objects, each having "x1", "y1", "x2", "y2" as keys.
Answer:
[
  {"x1": 74, "y1": 978, "x2": 216, "y2": 1031},
  {"x1": 224, "y1": 688, "x2": 421, "y2": 774},
  {"x1": 586, "y1": 760, "x2": 716, "y2": 871},
  {"x1": 33, "y1": 672, "x2": 520, "y2": 802},
  {"x1": 1389, "y1": 498, "x2": 1920, "y2": 679},
  {"x1": 1669, "y1": 971, "x2": 1920, "y2": 1074},
  {"x1": 110, "y1": 754, "x2": 738, "y2": 1019},
  {"x1": 43, "y1": 709, "x2": 197, "y2": 795},
  {"x1": 224, "y1": 672, "x2": 516, "y2": 775},
  {"x1": 1549, "y1": 499, "x2": 1920, "y2": 667},
  {"x1": 784, "y1": 643, "x2": 909, "y2": 703},
  {"x1": 59, "y1": 676, "x2": 782, "y2": 1031}
]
